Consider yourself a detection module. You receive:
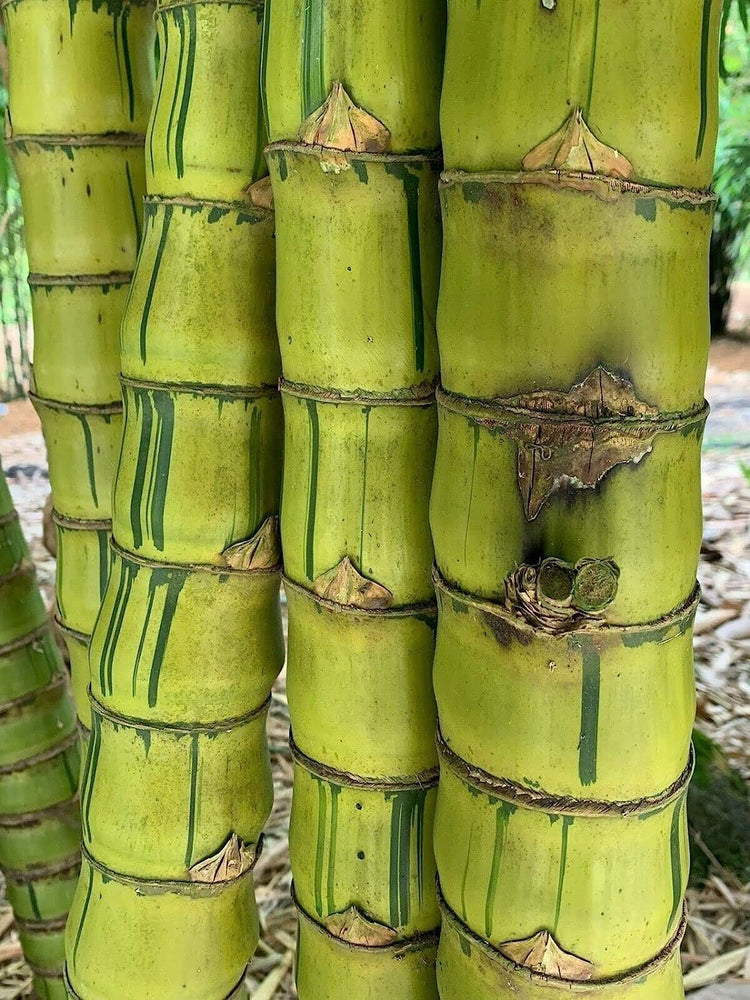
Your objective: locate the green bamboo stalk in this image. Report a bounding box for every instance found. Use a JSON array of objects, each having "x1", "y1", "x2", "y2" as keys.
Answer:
[
  {"x1": 264, "y1": 2, "x2": 446, "y2": 995},
  {"x1": 432, "y1": 2, "x2": 722, "y2": 997},
  {"x1": 4, "y1": 0, "x2": 156, "y2": 731},
  {"x1": 63, "y1": 2, "x2": 284, "y2": 996},
  {"x1": 0, "y1": 460, "x2": 80, "y2": 1000}
]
